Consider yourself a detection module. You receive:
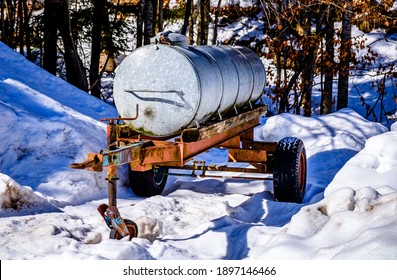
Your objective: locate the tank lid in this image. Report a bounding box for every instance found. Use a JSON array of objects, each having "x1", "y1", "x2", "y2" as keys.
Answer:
[{"x1": 150, "y1": 31, "x2": 189, "y2": 48}]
